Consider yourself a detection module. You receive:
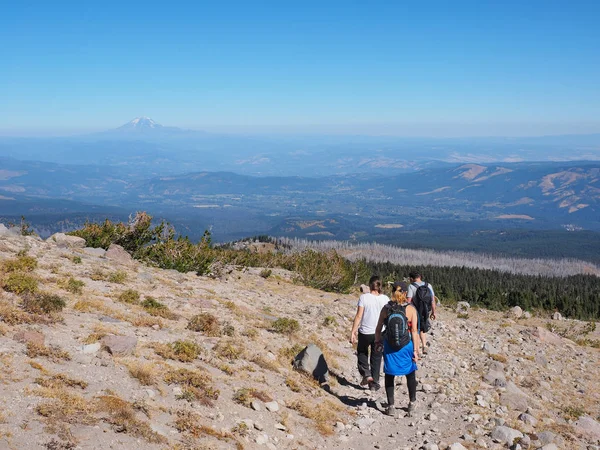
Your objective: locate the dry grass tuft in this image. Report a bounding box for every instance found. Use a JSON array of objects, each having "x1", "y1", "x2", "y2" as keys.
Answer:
[
  {"x1": 164, "y1": 367, "x2": 219, "y2": 405},
  {"x1": 153, "y1": 340, "x2": 201, "y2": 362},
  {"x1": 35, "y1": 388, "x2": 96, "y2": 426},
  {"x1": 187, "y1": 312, "x2": 220, "y2": 336},
  {"x1": 173, "y1": 410, "x2": 243, "y2": 449},
  {"x1": 214, "y1": 339, "x2": 244, "y2": 361},
  {"x1": 287, "y1": 397, "x2": 344, "y2": 435},
  {"x1": 0, "y1": 299, "x2": 32, "y2": 325},
  {"x1": 126, "y1": 361, "x2": 159, "y2": 386},
  {"x1": 117, "y1": 289, "x2": 140, "y2": 304},
  {"x1": 141, "y1": 297, "x2": 177, "y2": 320},
  {"x1": 95, "y1": 395, "x2": 167, "y2": 444},
  {"x1": 26, "y1": 342, "x2": 71, "y2": 362},
  {"x1": 251, "y1": 355, "x2": 280, "y2": 372},
  {"x1": 232, "y1": 387, "x2": 272, "y2": 407},
  {"x1": 36, "y1": 373, "x2": 88, "y2": 390}
]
